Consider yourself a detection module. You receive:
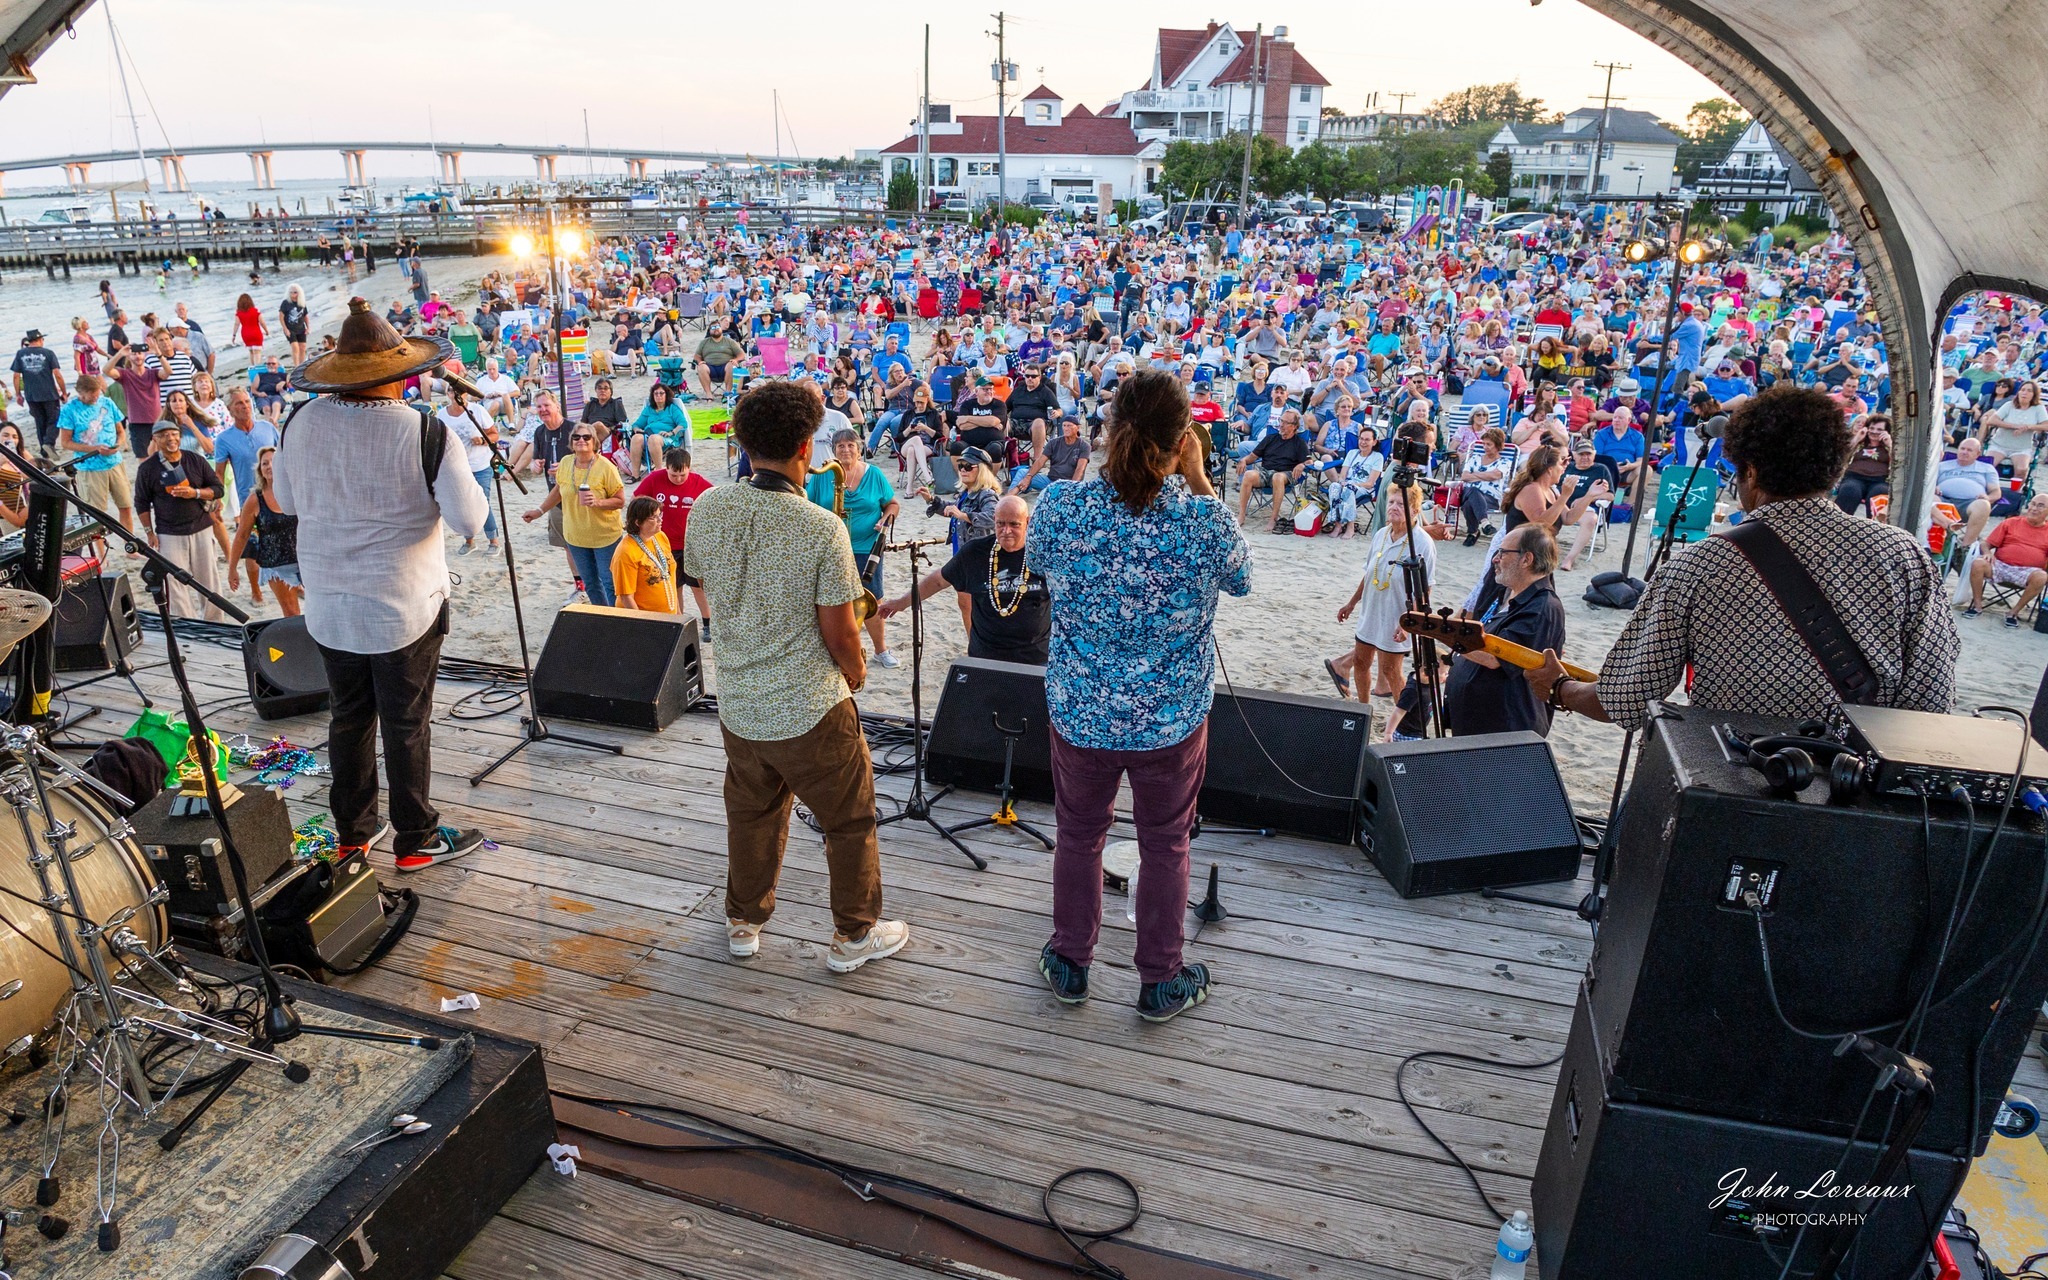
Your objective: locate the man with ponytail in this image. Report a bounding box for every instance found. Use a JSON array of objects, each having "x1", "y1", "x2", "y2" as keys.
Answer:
[{"x1": 1026, "y1": 370, "x2": 1252, "y2": 1023}]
